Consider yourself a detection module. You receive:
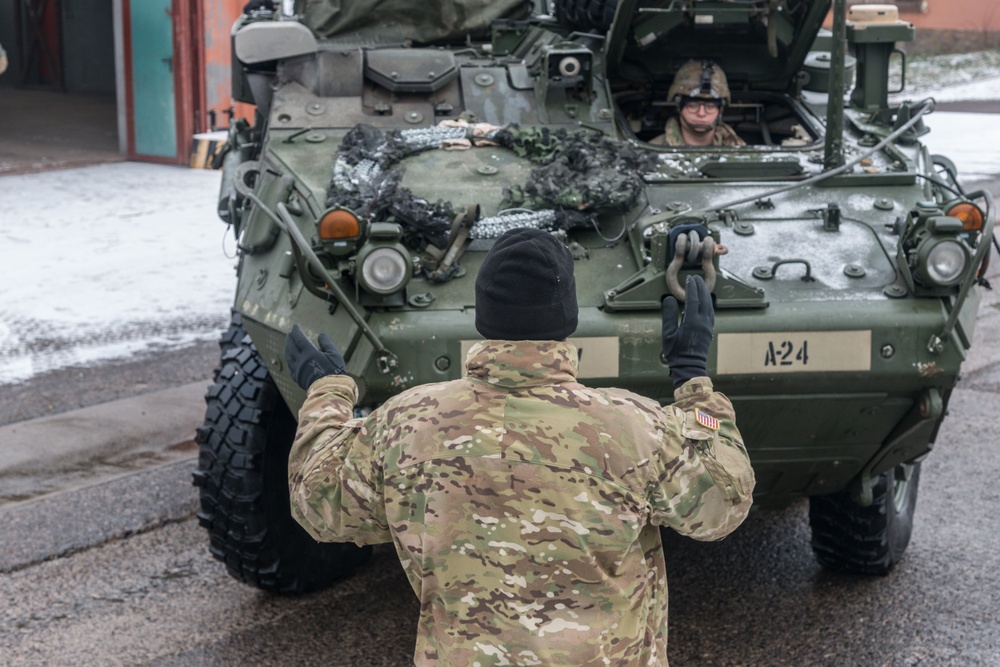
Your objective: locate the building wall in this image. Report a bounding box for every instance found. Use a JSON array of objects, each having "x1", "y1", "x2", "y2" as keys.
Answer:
[
  {"x1": 202, "y1": 0, "x2": 252, "y2": 129},
  {"x1": 899, "y1": 0, "x2": 1000, "y2": 32},
  {"x1": 843, "y1": 0, "x2": 1000, "y2": 53}
]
